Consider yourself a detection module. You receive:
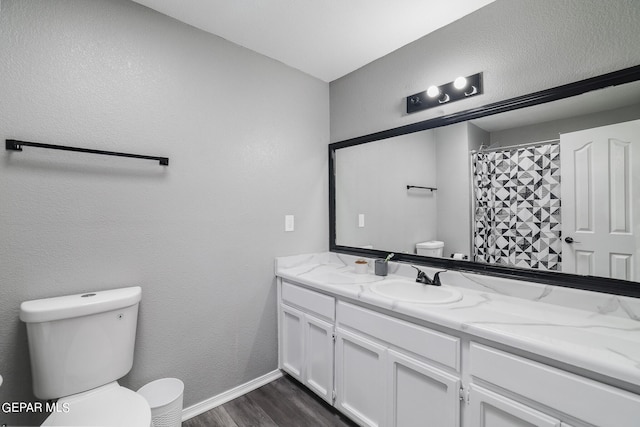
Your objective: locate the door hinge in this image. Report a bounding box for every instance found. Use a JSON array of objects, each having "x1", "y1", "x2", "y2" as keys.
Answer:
[
  {"x1": 459, "y1": 386, "x2": 469, "y2": 404},
  {"x1": 332, "y1": 331, "x2": 336, "y2": 342},
  {"x1": 332, "y1": 389, "x2": 337, "y2": 403}
]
